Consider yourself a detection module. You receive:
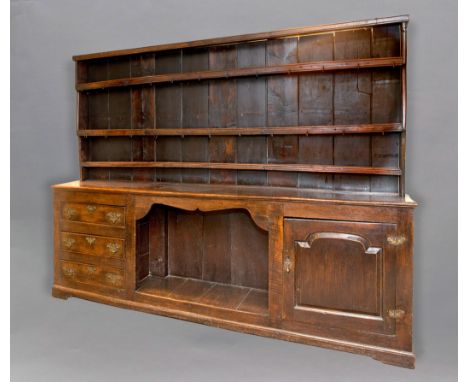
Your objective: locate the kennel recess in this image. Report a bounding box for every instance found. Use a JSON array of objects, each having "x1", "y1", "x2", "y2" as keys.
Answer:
[{"x1": 52, "y1": 14, "x2": 417, "y2": 368}]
